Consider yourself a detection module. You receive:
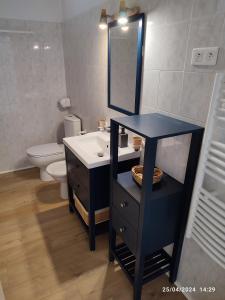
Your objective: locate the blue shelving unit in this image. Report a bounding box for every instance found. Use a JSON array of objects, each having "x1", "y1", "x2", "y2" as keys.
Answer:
[{"x1": 109, "y1": 113, "x2": 204, "y2": 300}]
